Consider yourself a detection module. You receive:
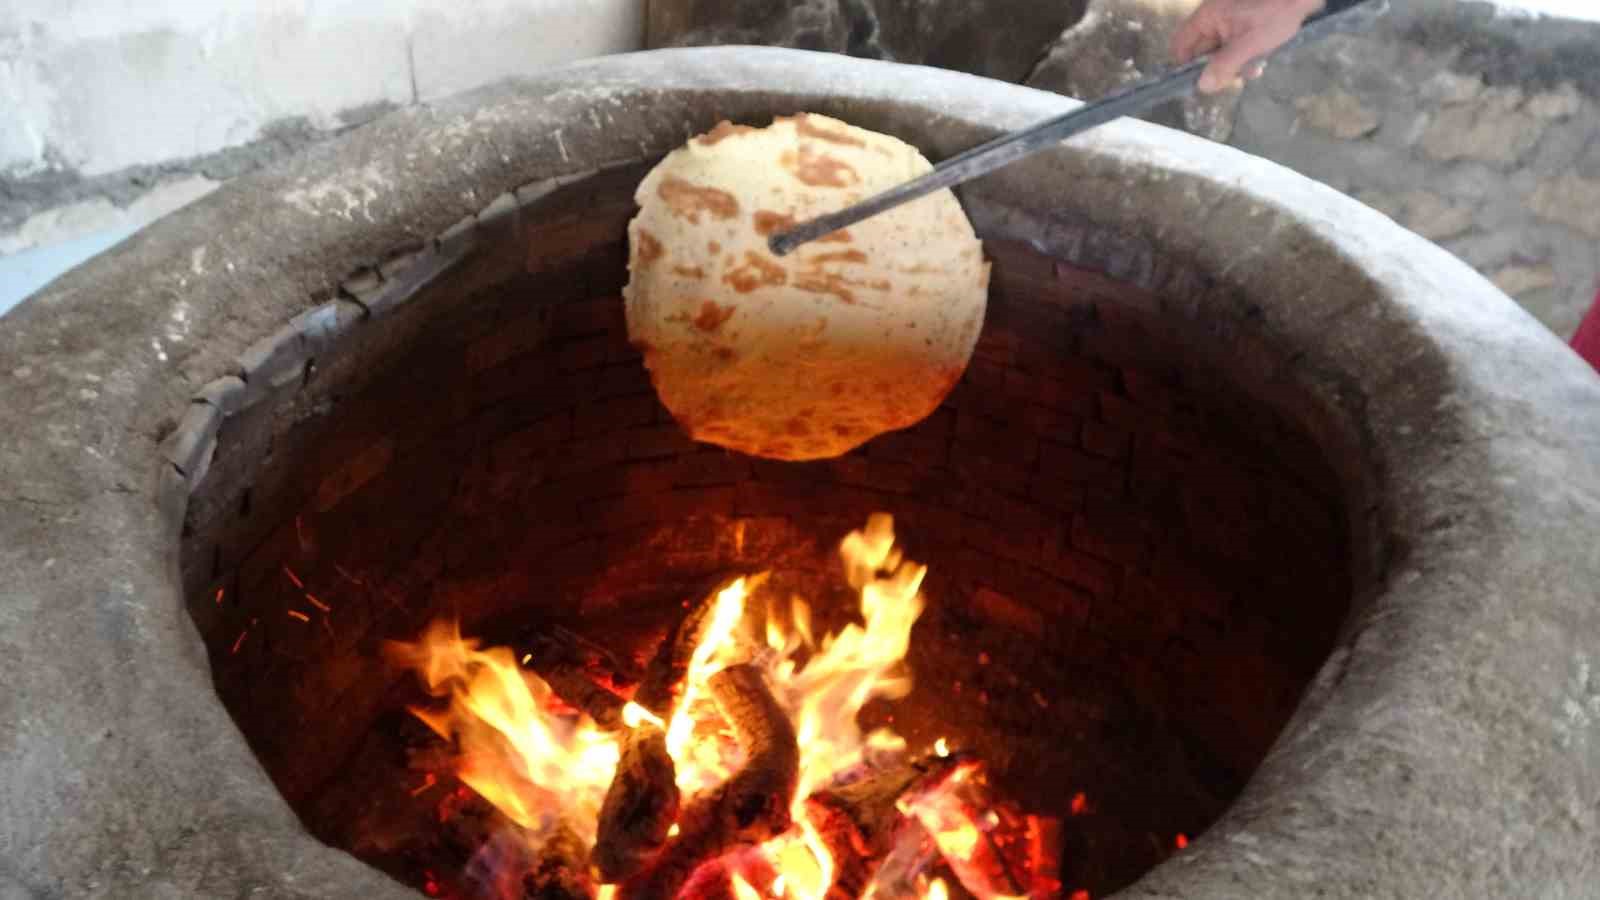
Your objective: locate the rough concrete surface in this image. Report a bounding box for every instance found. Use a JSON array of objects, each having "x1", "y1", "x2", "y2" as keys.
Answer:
[{"x1": 2, "y1": 47, "x2": 1599, "y2": 899}]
